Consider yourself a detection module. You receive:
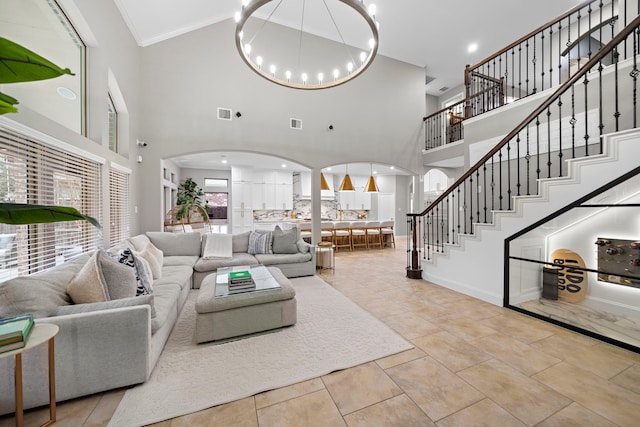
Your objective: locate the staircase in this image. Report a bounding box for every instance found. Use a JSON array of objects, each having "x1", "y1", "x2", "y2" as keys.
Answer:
[
  {"x1": 420, "y1": 128, "x2": 640, "y2": 306},
  {"x1": 411, "y1": 8, "x2": 640, "y2": 312}
]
